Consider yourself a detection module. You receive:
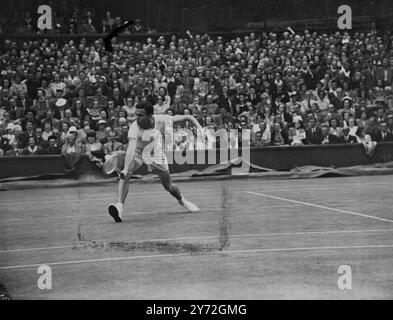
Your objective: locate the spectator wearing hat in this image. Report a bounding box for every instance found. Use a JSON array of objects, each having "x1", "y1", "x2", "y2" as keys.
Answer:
[
  {"x1": 42, "y1": 135, "x2": 61, "y2": 155},
  {"x1": 132, "y1": 19, "x2": 144, "y2": 33},
  {"x1": 61, "y1": 133, "x2": 82, "y2": 172},
  {"x1": 50, "y1": 92, "x2": 68, "y2": 119}
]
